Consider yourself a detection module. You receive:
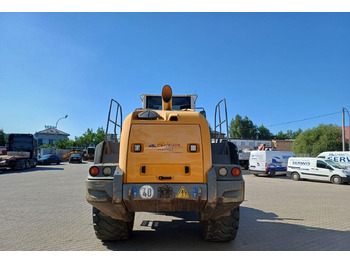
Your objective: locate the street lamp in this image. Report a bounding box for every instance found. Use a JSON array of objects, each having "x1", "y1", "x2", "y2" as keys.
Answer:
[
  {"x1": 56, "y1": 115, "x2": 68, "y2": 130},
  {"x1": 342, "y1": 108, "x2": 350, "y2": 151},
  {"x1": 54, "y1": 115, "x2": 68, "y2": 150}
]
